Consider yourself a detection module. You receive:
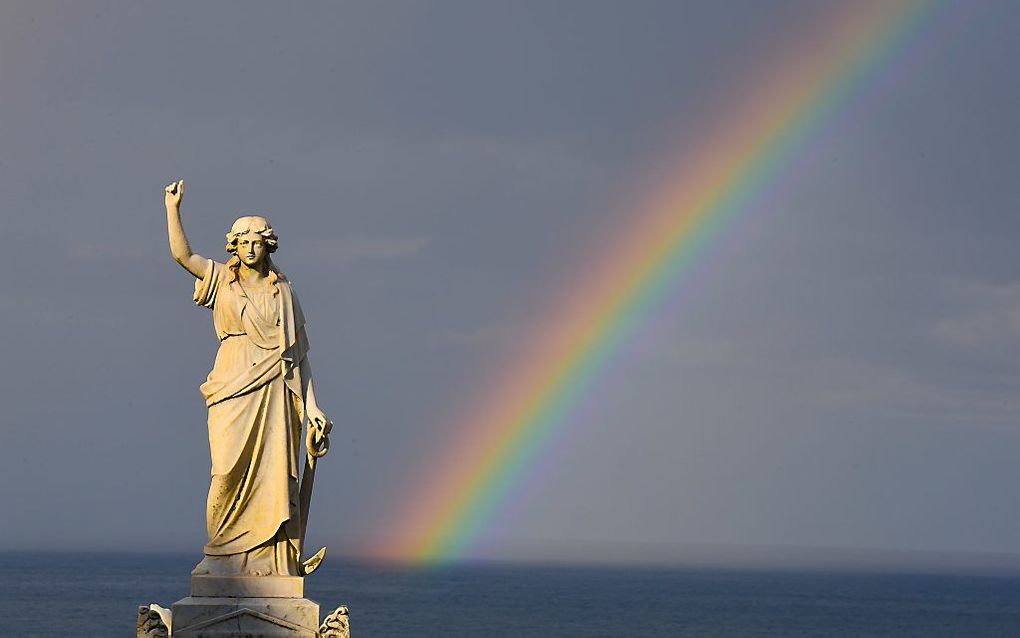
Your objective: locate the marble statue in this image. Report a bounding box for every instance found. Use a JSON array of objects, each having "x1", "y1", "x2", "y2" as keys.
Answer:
[
  {"x1": 155, "y1": 180, "x2": 348, "y2": 636},
  {"x1": 165, "y1": 179, "x2": 332, "y2": 578}
]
